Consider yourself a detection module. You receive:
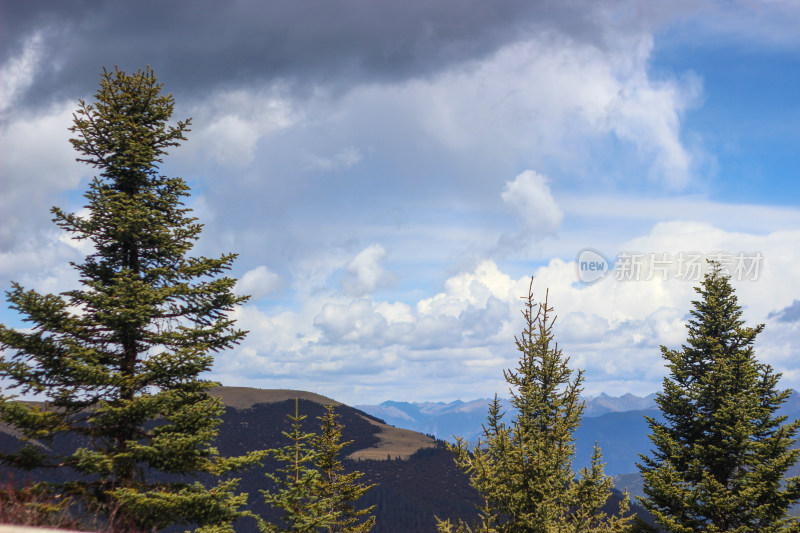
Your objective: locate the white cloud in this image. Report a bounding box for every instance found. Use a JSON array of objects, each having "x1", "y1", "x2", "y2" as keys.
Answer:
[
  {"x1": 182, "y1": 86, "x2": 300, "y2": 167},
  {"x1": 219, "y1": 259, "x2": 522, "y2": 401},
  {"x1": 4, "y1": 3, "x2": 797, "y2": 406},
  {"x1": 0, "y1": 102, "x2": 86, "y2": 249},
  {"x1": 0, "y1": 31, "x2": 44, "y2": 114},
  {"x1": 343, "y1": 244, "x2": 393, "y2": 296},
  {"x1": 418, "y1": 260, "x2": 520, "y2": 318},
  {"x1": 315, "y1": 299, "x2": 388, "y2": 345},
  {"x1": 208, "y1": 217, "x2": 800, "y2": 404},
  {"x1": 375, "y1": 301, "x2": 414, "y2": 325},
  {"x1": 236, "y1": 265, "x2": 282, "y2": 301},
  {"x1": 355, "y1": 31, "x2": 699, "y2": 188},
  {"x1": 0, "y1": 228, "x2": 86, "y2": 307},
  {"x1": 200, "y1": 115, "x2": 260, "y2": 166},
  {"x1": 54, "y1": 208, "x2": 94, "y2": 257},
  {"x1": 501, "y1": 170, "x2": 563, "y2": 237}
]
